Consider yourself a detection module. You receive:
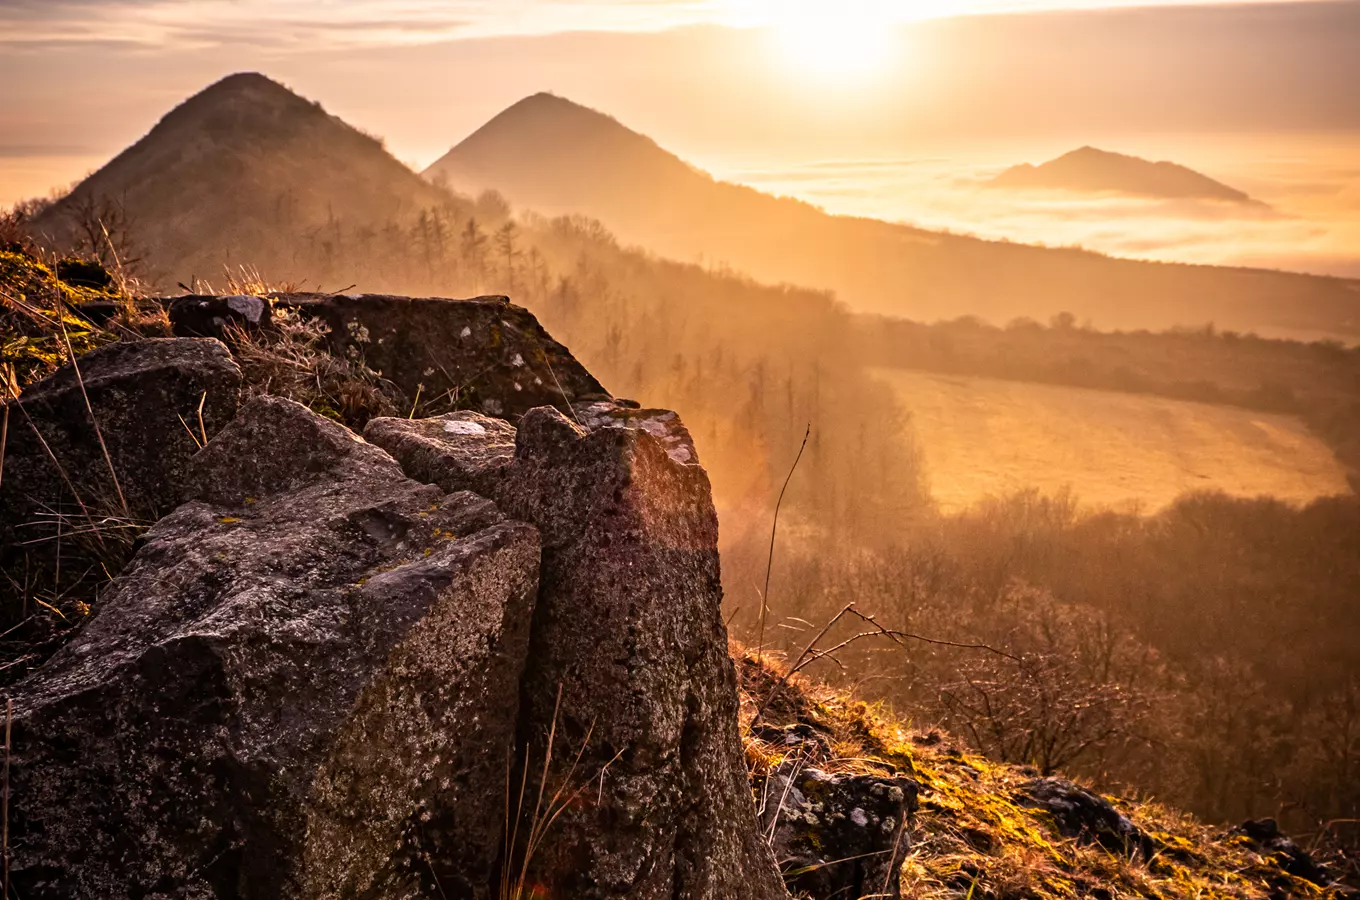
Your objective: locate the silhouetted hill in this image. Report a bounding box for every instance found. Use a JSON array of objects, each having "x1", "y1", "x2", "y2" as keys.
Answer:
[
  {"x1": 426, "y1": 95, "x2": 1360, "y2": 341},
  {"x1": 992, "y1": 146, "x2": 1256, "y2": 203},
  {"x1": 32, "y1": 73, "x2": 459, "y2": 288}
]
